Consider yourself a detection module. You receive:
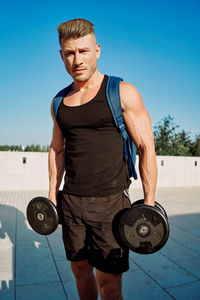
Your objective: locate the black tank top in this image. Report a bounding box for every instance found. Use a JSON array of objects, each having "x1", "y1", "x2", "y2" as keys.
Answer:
[{"x1": 56, "y1": 75, "x2": 131, "y2": 196}]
